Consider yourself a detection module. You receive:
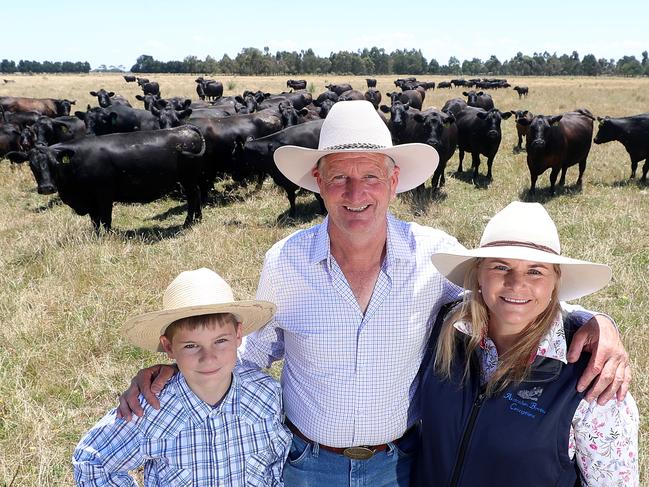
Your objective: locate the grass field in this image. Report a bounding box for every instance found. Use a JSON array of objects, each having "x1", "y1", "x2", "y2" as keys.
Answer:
[{"x1": 0, "y1": 73, "x2": 647, "y2": 485}]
